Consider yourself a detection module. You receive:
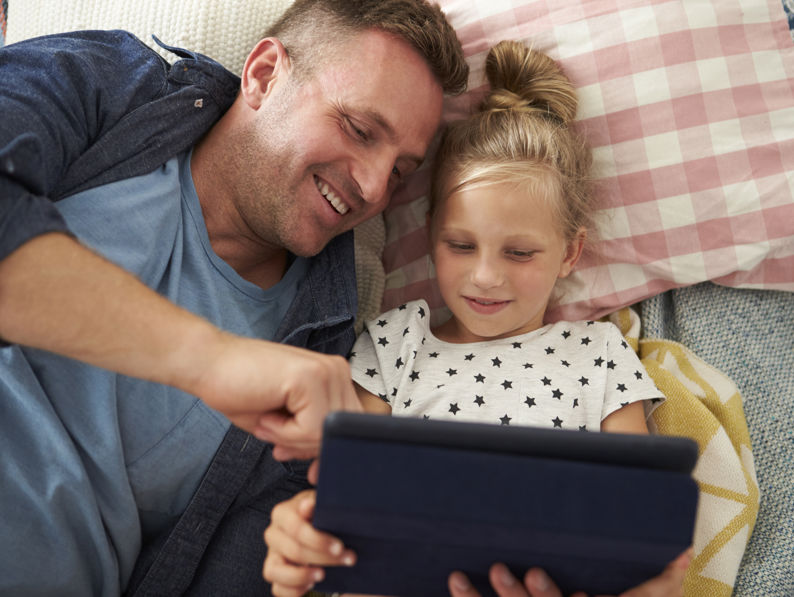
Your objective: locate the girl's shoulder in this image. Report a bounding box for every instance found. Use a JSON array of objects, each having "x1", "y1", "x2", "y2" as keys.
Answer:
[{"x1": 364, "y1": 299, "x2": 432, "y2": 336}]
